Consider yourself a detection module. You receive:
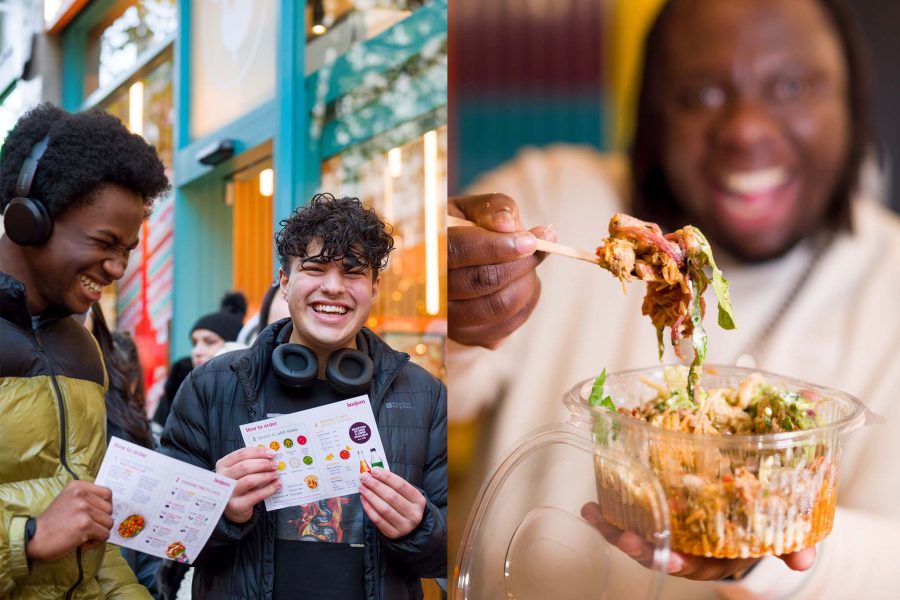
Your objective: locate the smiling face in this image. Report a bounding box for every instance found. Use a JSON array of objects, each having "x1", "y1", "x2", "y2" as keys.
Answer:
[
  {"x1": 23, "y1": 183, "x2": 145, "y2": 315},
  {"x1": 657, "y1": 0, "x2": 850, "y2": 261},
  {"x1": 279, "y1": 239, "x2": 379, "y2": 357}
]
